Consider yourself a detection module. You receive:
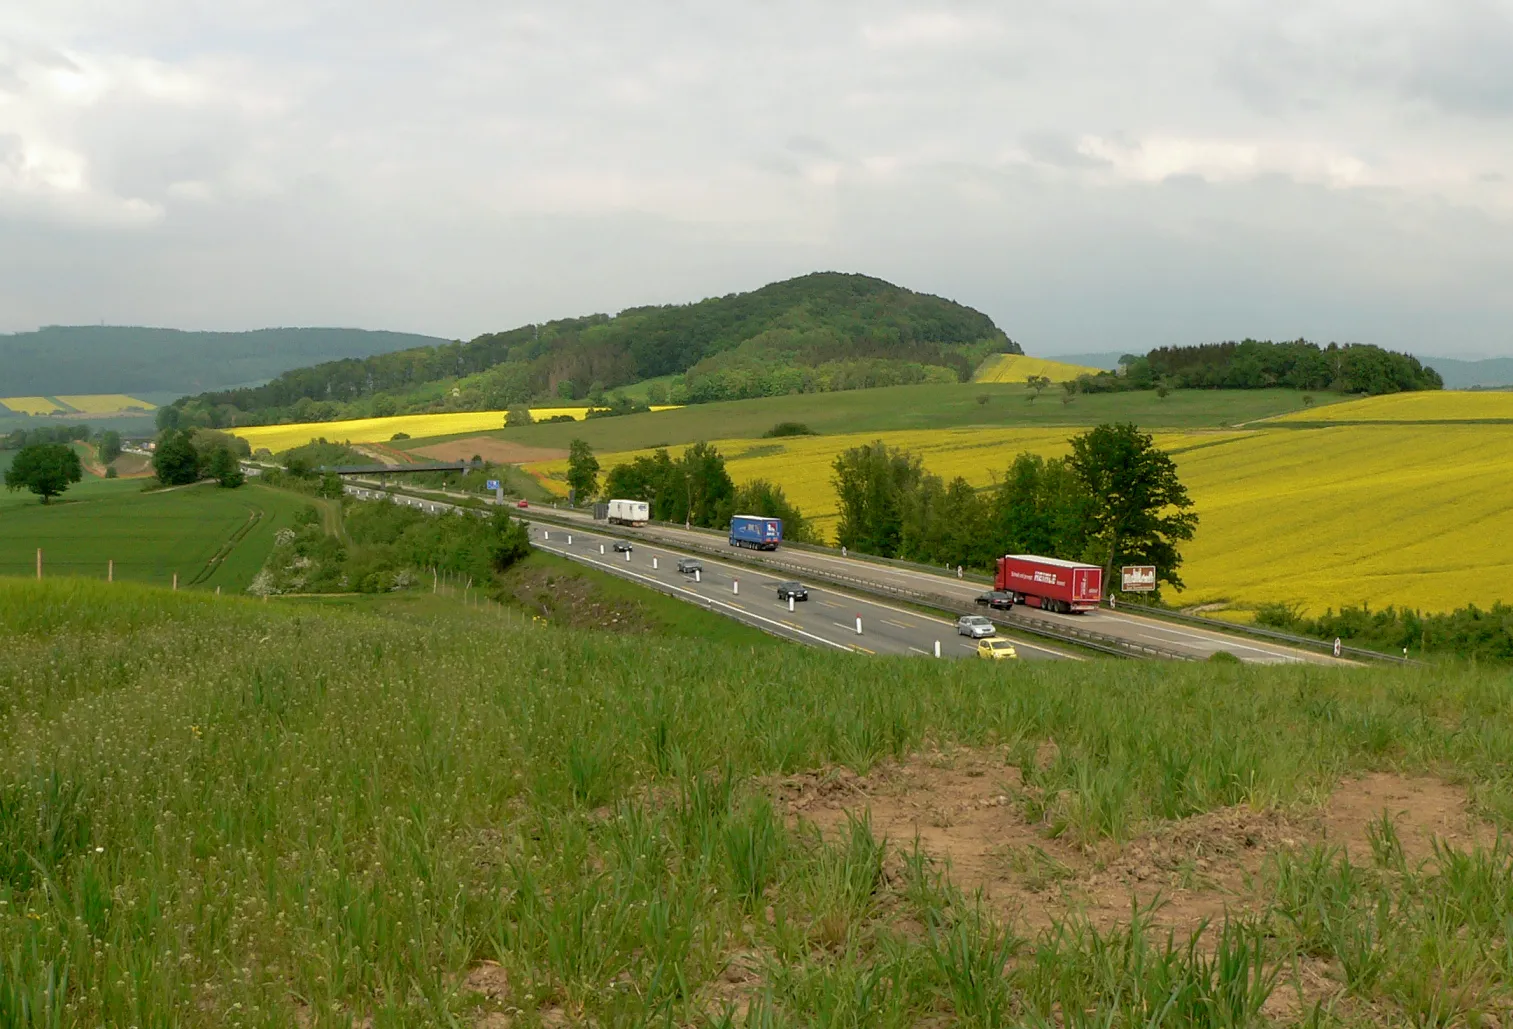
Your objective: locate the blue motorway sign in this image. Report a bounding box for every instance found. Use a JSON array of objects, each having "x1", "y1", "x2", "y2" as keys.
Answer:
[{"x1": 486, "y1": 479, "x2": 501, "y2": 490}]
